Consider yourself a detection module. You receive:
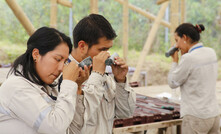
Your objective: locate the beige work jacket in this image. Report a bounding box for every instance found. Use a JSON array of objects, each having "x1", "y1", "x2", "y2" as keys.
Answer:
[
  {"x1": 68, "y1": 72, "x2": 136, "y2": 134},
  {"x1": 0, "y1": 73, "x2": 78, "y2": 134}
]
